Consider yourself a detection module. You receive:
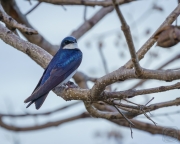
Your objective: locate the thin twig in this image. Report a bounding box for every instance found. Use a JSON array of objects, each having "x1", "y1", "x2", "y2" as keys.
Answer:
[
  {"x1": 145, "y1": 97, "x2": 154, "y2": 106},
  {"x1": 125, "y1": 3, "x2": 180, "y2": 68},
  {"x1": 0, "y1": 112, "x2": 89, "y2": 131},
  {"x1": 0, "y1": 101, "x2": 81, "y2": 117},
  {"x1": 25, "y1": 2, "x2": 41, "y2": 16},
  {"x1": 71, "y1": 6, "x2": 114, "y2": 39},
  {"x1": 121, "y1": 98, "x2": 157, "y2": 125},
  {"x1": 113, "y1": 104, "x2": 134, "y2": 138},
  {"x1": 98, "y1": 42, "x2": 109, "y2": 74},
  {"x1": 25, "y1": 0, "x2": 32, "y2": 5},
  {"x1": 141, "y1": 109, "x2": 157, "y2": 125},
  {"x1": 98, "y1": 42, "x2": 111, "y2": 91},
  {"x1": 112, "y1": 0, "x2": 142, "y2": 76},
  {"x1": 113, "y1": 105, "x2": 135, "y2": 126}
]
